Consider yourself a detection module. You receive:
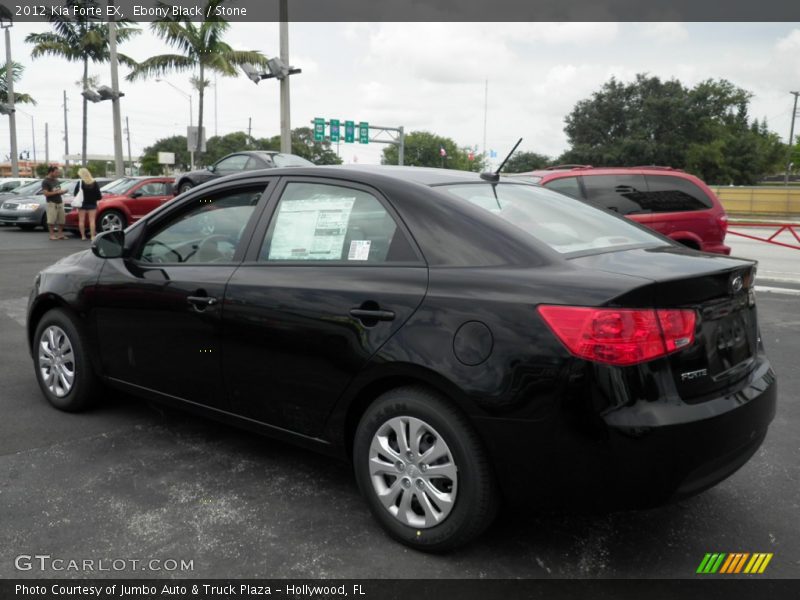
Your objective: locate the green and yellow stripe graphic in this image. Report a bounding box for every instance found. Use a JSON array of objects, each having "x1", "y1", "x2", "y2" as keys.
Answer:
[{"x1": 696, "y1": 552, "x2": 773, "y2": 574}]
